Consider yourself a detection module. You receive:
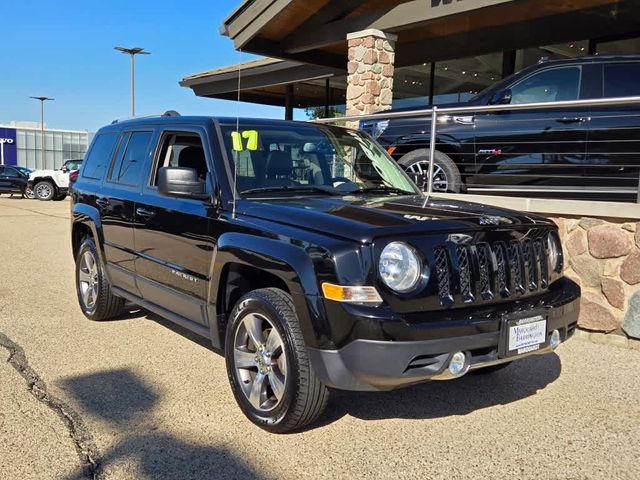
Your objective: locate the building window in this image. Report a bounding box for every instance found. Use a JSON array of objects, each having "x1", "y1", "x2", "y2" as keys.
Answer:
[
  {"x1": 515, "y1": 40, "x2": 589, "y2": 72},
  {"x1": 596, "y1": 36, "x2": 640, "y2": 55},
  {"x1": 432, "y1": 52, "x2": 502, "y2": 104}
]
